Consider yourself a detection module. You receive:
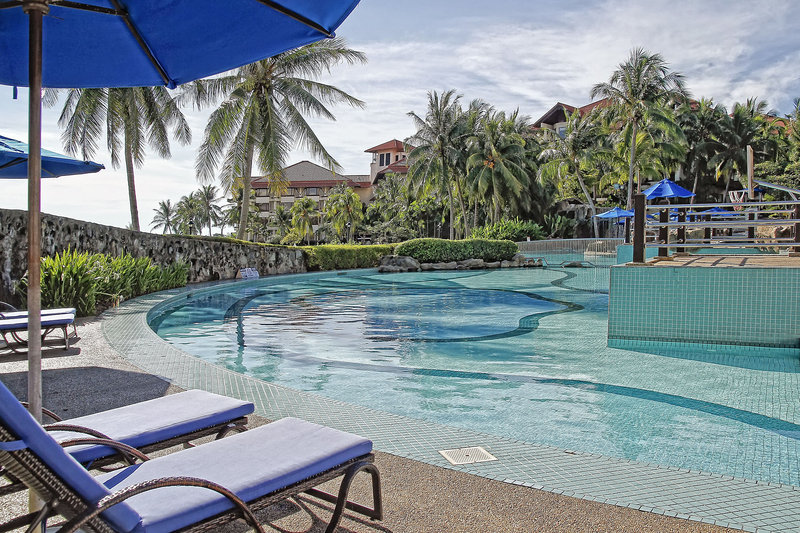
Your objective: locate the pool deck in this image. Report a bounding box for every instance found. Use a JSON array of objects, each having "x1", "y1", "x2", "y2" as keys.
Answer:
[
  {"x1": 638, "y1": 254, "x2": 800, "y2": 268},
  {"x1": 93, "y1": 287, "x2": 800, "y2": 533}
]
